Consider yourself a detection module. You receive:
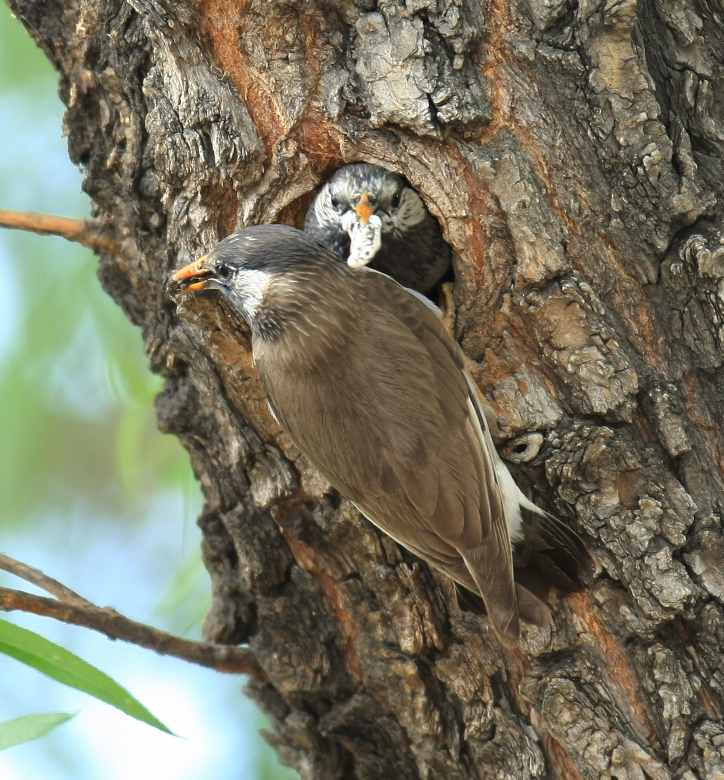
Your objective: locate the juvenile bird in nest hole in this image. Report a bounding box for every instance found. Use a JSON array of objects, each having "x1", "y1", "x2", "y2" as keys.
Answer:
[
  {"x1": 170, "y1": 225, "x2": 590, "y2": 647},
  {"x1": 304, "y1": 162, "x2": 452, "y2": 295}
]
